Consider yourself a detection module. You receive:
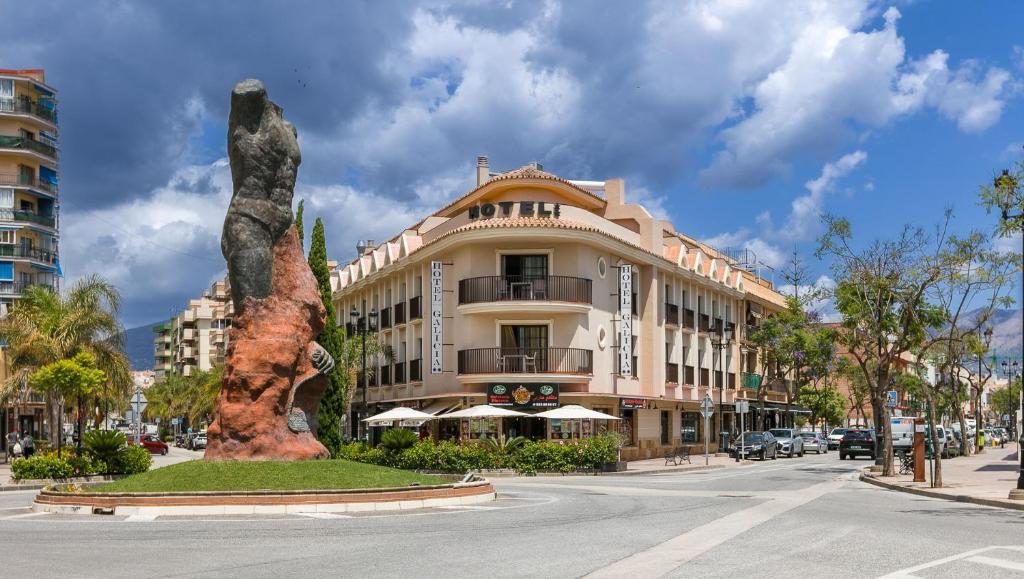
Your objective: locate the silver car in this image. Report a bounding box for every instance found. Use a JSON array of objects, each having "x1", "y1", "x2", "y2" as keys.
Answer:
[
  {"x1": 770, "y1": 428, "x2": 805, "y2": 457},
  {"x1": 798, "y1": 431, "x2": 828, "y2": 454}
]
